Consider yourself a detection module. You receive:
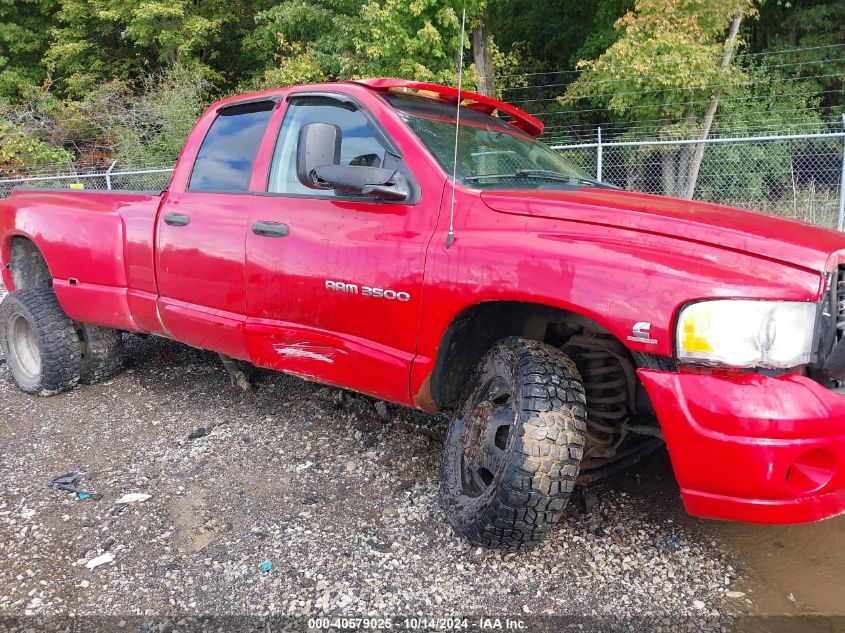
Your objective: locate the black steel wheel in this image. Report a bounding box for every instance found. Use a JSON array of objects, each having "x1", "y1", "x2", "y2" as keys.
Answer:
[{"x1": 440, "y1": 337, "x2": 587, "y2": 550}]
